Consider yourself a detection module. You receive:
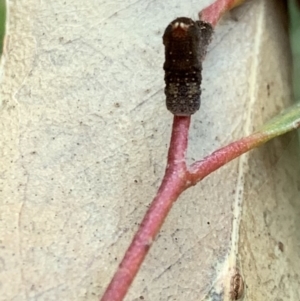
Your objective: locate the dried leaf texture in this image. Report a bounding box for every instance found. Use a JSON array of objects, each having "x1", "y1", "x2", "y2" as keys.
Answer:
[{"x1": 0, "y1": 1, "x2": 299, "y2": 301}]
